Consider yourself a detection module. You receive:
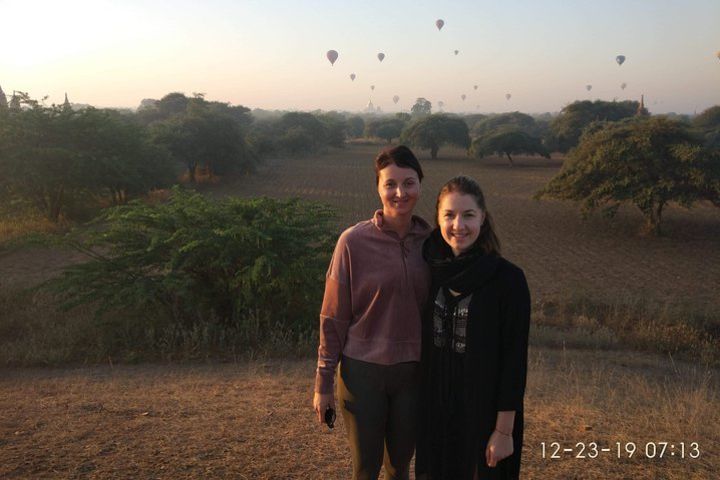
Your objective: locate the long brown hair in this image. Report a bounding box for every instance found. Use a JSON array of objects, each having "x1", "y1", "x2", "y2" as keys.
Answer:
[{"x1": 435, "y1": 175, "x2": 501, "y2": 256}]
